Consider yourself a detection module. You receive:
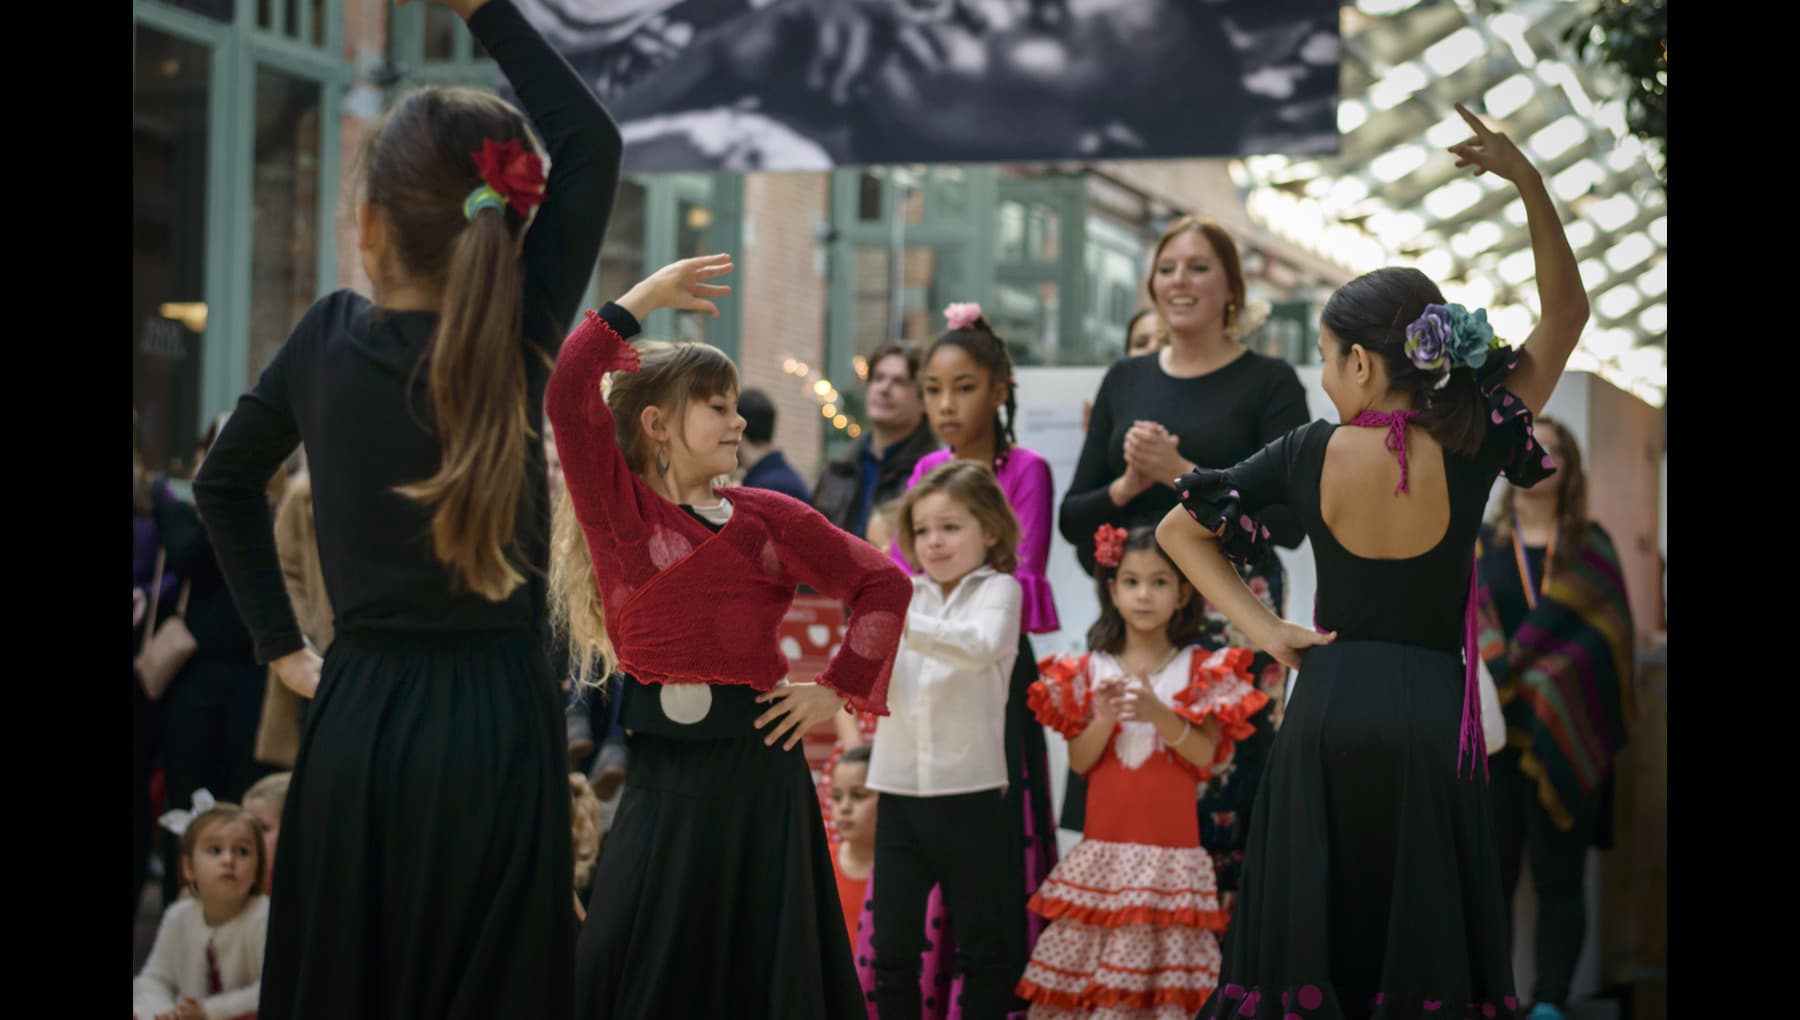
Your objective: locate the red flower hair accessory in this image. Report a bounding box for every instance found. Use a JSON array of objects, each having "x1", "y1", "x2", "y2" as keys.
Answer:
[
  {"x1": 470, "y1": 137, "x2": 547, "y2": 219},
  {"x1": 1093, "y1": 525, "x2": 1129, "y2": 568}
]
